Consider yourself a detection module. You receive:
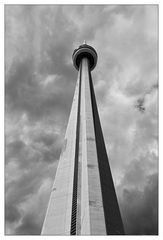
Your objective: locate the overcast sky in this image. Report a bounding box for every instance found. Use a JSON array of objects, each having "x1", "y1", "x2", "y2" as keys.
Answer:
[{"x1": 5, "y1": 5, "x2": 158, "y2": 235}]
